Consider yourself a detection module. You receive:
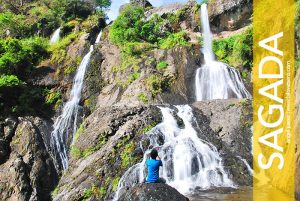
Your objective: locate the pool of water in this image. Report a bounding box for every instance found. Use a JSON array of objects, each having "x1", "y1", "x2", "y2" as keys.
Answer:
[{"x1": 188, "y1": 187, "x2": 252, "y2": 201}]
